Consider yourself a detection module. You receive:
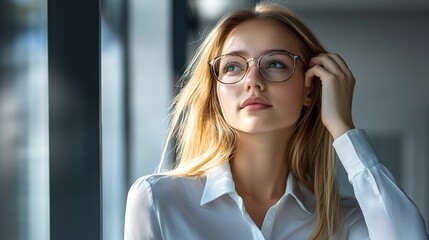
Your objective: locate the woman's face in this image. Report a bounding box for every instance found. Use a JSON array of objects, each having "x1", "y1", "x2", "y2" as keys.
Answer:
[{"x1": 216, "y1": 19, "x2": 311, "y2": 135}]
